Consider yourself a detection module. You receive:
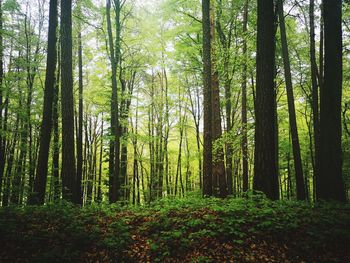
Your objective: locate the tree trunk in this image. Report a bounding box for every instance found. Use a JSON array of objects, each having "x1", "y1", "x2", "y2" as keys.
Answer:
[
  {"x1": 0, "y1": 0, "x2": 5, "y2": 198},
  {"x1": 253, "y1": 0, "x2": 279, "y2": 200},
  {"x1": 61, "y1": 0, "x2": 76, "y2": 203},
  {"x1": 106, "y1": 0, "x2": 121, "y2": 203},
  {"x1": 318, "y1": 0, "x2": 346, "y2": 202},
  {"x1": 309, "y1": 0, "x2": 320, "y2": 202},
  {"x1": 2, "y1": 117, "x2": 19, "y2": 206},
  {"x1": 277, "y1": 0, "x2": 306, "y2": 200},
  {"x1": 210, "y1": 0, "x2": 227, "y2": 198},
  {"x1": 52, "y1": 50, "x2": 60, "y2": 202},
  {"x1": 202, "y1": 0, "x2": 212, "y2": 197},
  {"x1": 242, "y1": 0, "x2": 249, "y2": 193},
  {"x1": 29, "y1": 0, "x2": 58, "y2": 205},
  {"x1": 97, "y1": 114, "x2": 103, "y2": 202},
  {"x1": 76, "y1": 14, "x2": 83, "y2": 205}
]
